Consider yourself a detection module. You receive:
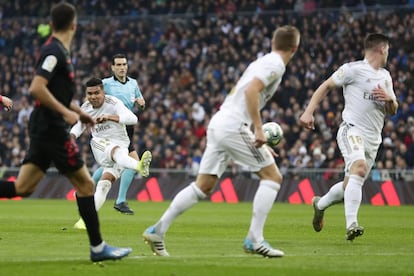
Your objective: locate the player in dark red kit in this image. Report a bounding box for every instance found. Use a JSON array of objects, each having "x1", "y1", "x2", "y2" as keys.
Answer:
[{"x1": 0, "y1": 2, "x2": 131, "y2": 262}]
